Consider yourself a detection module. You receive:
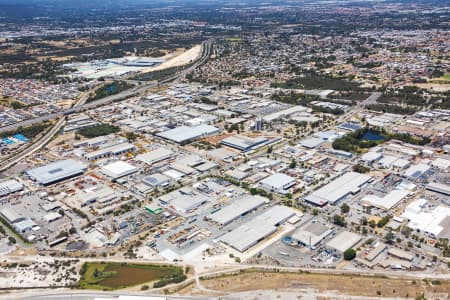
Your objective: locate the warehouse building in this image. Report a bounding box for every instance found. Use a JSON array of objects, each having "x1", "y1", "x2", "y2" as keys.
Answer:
[
  {"x1": 0, "y1": 179, "x2": 23, "y2": 196},
  {"x1": 142, "y1": 173, "x2": 171, "y2": 188},
  {"x1": 362, "y1": 189, "x2": 410, "y2": 211},
  {"x1": 26, "y1": 159, "x2": 87, "y2": 185},
  {"x1": 259, "y1": 173, "x2": 296, "y2": 195},
  {"x1": 0, "y1": 207, "x2": 25, "y2": 223},
  {"x1": 305, "y1": 172, "x2": 372, "y2": 206},
  {"x1": 426, "y1": 182, "x2": 450, "y2": 196},
  {"x1": 100, "y1": 161, "x2": 138, "y2": 180},
  {"x1": 220, "y1": 205, "x2": 296, "y2": 252},
  {"x1": 209, "y1": 195, "x2": 267, "y2": 226},
  {"x1": 403, "y1": 163, "x2": 431, "y2": 180},
  {"x1": 326, "y1": 231, "x2": 362, "y2": 253},
  {"x1": 221, "y1": 134, "x2": 270, "y2": 152},
  {"x1": 135, "y1": 148, "x2": 174, "y2": 165},
  {"x1": 401, "y1": 198, "x2": 450, "y2": 239},
  {"x1": 83, "y1": 142, "x2": 135, "y2": 161},
  {"x1": 156, "y1": 124, "x2": 219, "y2": 144},
  {"x1": 158, "y1": 187, "x2": 208, "y2": 213}
]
